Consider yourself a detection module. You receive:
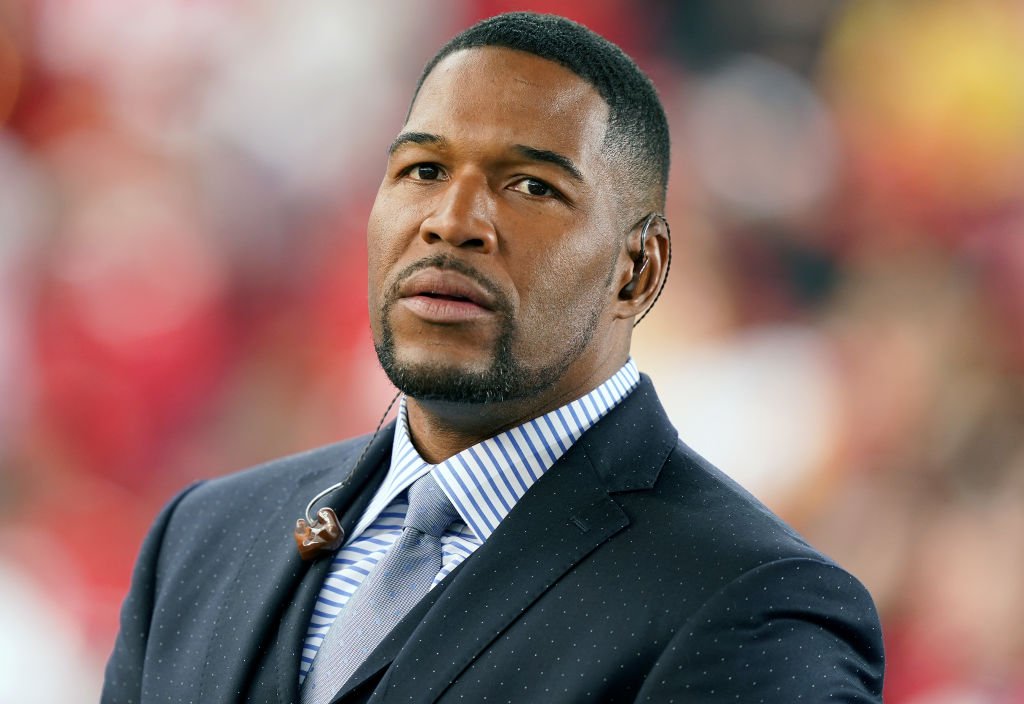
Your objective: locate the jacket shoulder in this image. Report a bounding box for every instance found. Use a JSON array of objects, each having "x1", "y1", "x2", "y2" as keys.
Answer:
[
  {"x1": 653, "y1": 437, "x2": 833, "y2": 564},
  {"x1": 180, "y1": 433, "x2": 373, "y2": 510}
]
